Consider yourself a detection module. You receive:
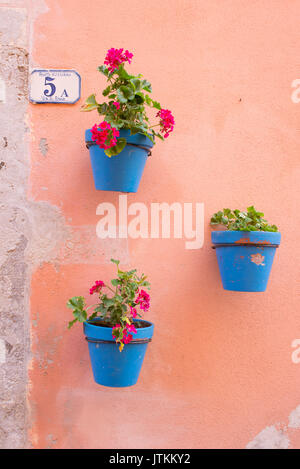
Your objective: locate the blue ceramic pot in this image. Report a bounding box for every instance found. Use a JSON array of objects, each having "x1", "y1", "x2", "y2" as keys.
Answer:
[
  {"x1": 211, "y1": 231, "x2": 281, "y2": 292},
  {"x1": 83, "y1": 318, "x2": 154, "y2": 387},
  {"x1": 85, "y1": 129, "x2": 154, "y2": 193}
]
